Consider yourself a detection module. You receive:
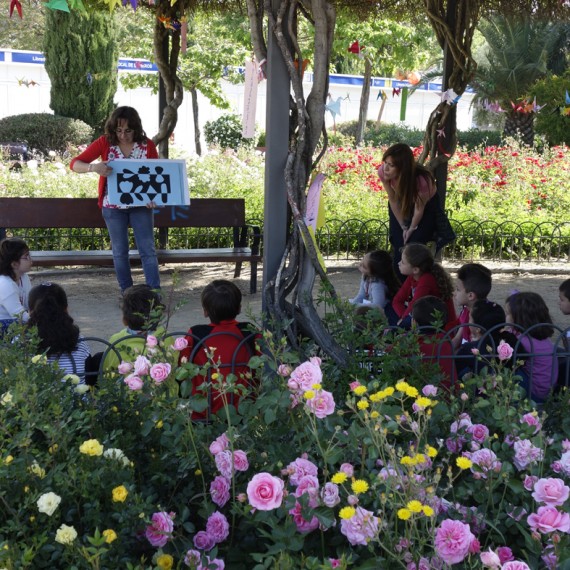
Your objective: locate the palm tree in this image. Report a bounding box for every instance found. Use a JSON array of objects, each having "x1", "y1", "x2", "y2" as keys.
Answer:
[{"x1": 473, "y1": 15, "x2": 564, "y2": 145}]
